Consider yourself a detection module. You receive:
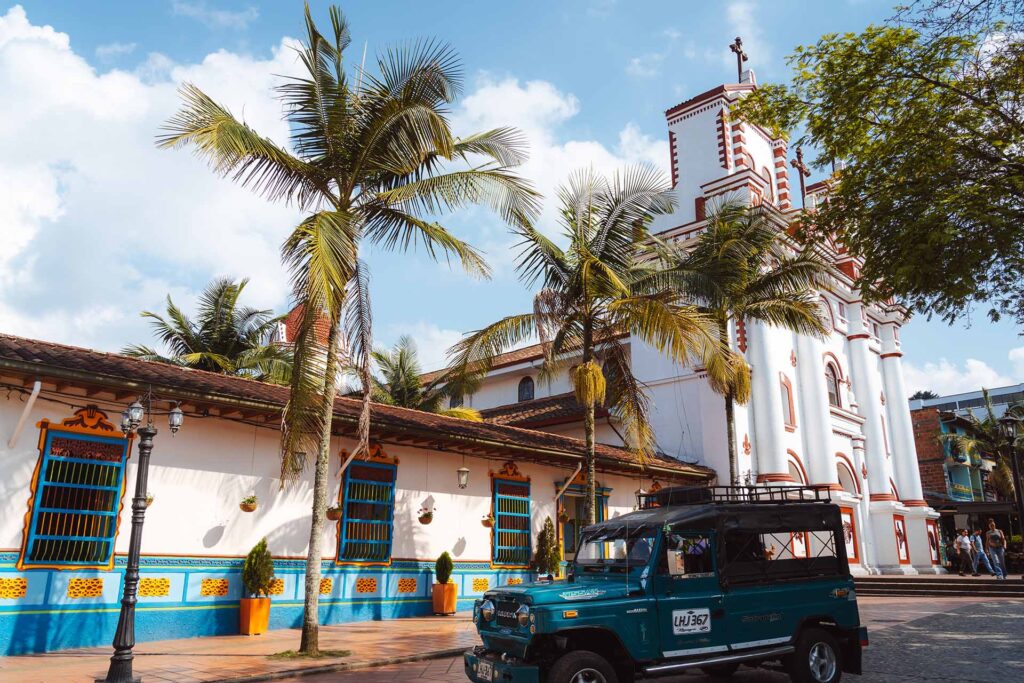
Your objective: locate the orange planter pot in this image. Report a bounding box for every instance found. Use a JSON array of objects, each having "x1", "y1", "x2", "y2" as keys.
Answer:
[
  {"x1": 431, "y1": 582, "x2": 458, "y2": 615},
  {"x1": 239, "y1": 597, "x2": 271, "y2": 635}
]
